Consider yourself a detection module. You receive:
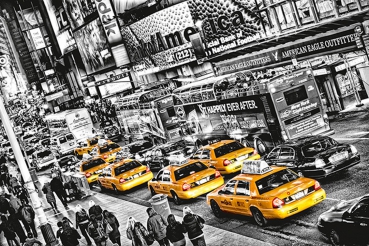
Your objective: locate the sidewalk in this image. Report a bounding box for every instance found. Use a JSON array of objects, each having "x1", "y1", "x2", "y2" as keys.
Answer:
[{"x1": 3, "y1": 167, "x2": 274, "y2": 246}]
